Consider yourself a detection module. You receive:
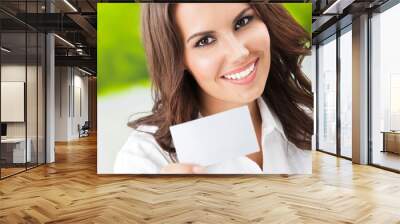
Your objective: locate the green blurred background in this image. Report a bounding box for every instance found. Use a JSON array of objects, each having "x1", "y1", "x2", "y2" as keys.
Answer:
[{"x1": 97, "y1": 3, "x2": 312, "y2": 97}]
